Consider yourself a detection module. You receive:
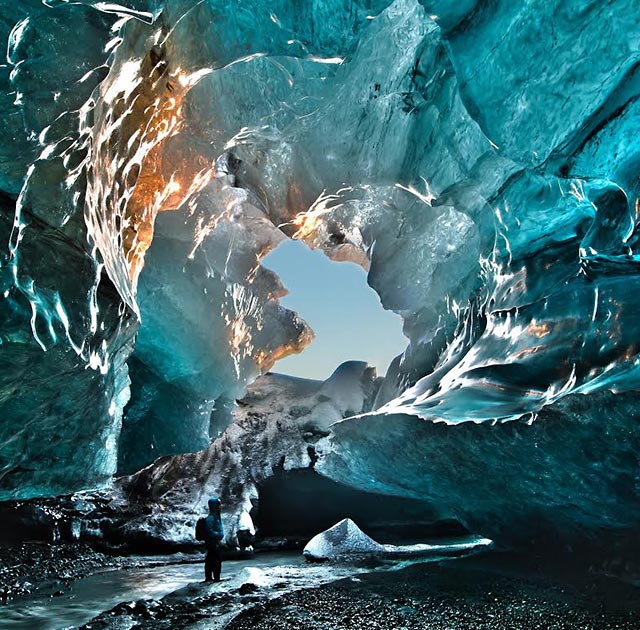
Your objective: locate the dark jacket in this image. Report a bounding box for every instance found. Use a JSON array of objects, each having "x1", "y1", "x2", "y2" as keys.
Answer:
[{"x1": 205, "y1": 497, "x2": 224, "y2": 544}]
